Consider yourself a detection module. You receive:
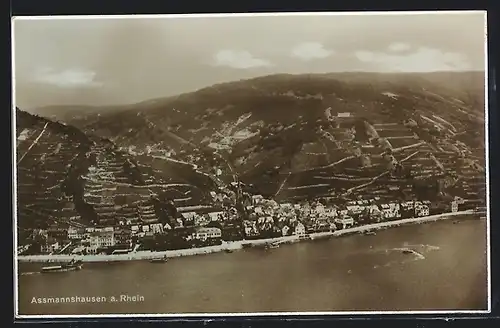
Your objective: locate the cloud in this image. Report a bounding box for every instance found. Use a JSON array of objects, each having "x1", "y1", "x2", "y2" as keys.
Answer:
[
  {"x1": 213, "y1": 50, "x2": 272, "y2": 69},
  {"x1": 291, "y1": 42, "x2": 334, "y2": 61},
  {"x1": 32, "y1": 67, "x2": 102, "y2": 87},
  {"x1": 354, "y1": 47, "x2": 471, "y2": 72},
  {"x1": 388, "y1": 42, "x2": 411, "y2": 52}
]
